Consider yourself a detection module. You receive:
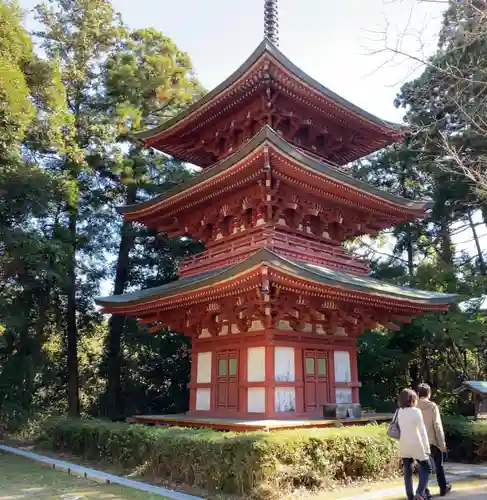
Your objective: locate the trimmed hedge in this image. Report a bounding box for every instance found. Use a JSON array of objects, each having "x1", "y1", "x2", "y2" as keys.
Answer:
[
  {"x1": 443, "y1": 416, "x2": 487, "y2": 462},
  {"x1": 34, "y1": 418, "x2": 399, "y2": 497}
]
